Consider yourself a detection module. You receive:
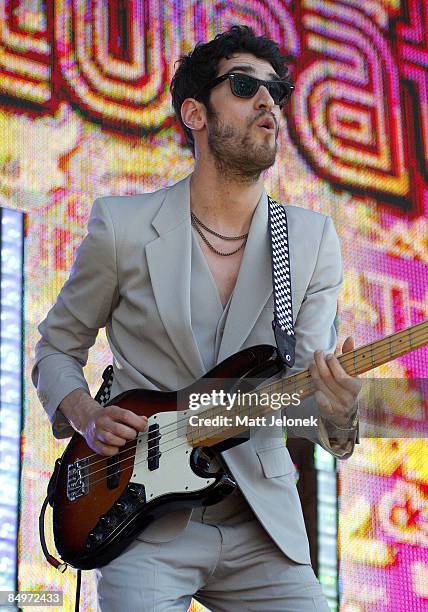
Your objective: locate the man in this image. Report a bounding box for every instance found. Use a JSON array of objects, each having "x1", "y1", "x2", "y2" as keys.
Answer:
[{"x1": 32, "y1": 26, "x2": 361, "y2": 611}]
